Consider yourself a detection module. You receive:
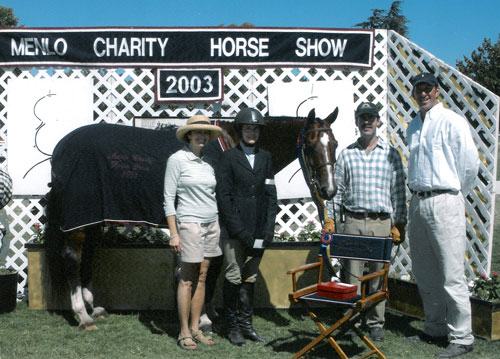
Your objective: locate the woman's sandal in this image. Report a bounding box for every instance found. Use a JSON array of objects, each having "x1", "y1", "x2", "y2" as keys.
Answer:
[
  {"x1": 177, "y1": 336, "x2": 197, "y2": 350},
  {"x1": 192, "y1": 329, "x2": 215, "y2": 346}
]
